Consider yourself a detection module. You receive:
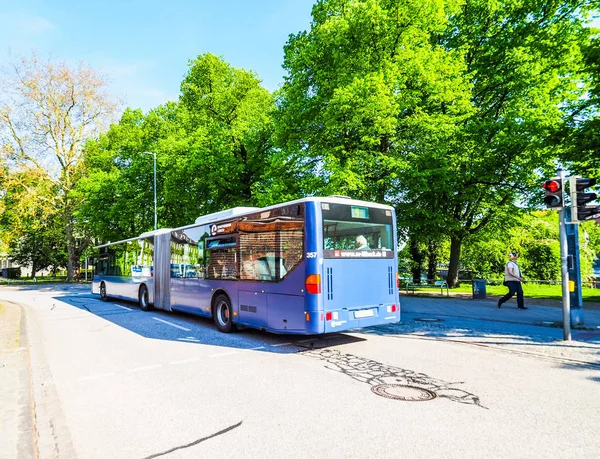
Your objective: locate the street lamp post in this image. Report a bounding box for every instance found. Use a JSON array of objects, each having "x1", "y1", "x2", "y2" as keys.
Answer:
[{"x1": 142, "y1": 151, "x2": 157, "y2": 230}]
